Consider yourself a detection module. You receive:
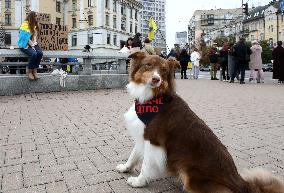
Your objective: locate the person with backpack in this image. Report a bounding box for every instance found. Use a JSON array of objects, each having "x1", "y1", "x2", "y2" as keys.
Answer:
[{"x1": 209, "y1": 47, "x2": 219, "y2": 80}]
